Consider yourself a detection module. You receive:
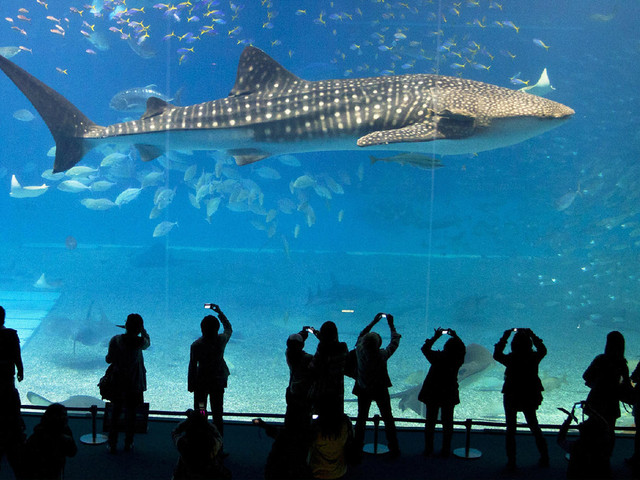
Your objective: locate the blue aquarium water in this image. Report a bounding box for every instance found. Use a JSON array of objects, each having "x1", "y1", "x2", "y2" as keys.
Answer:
[{"x1": 0, "y1": 0, "x2": 638, "y2": 426}]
